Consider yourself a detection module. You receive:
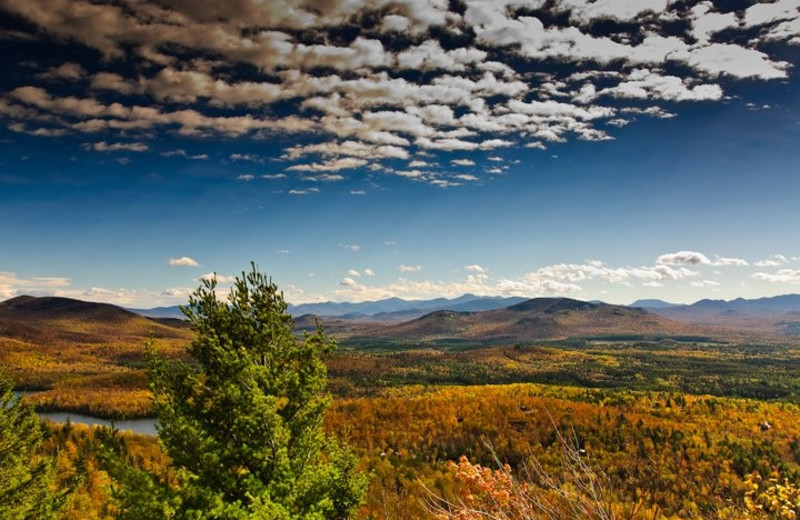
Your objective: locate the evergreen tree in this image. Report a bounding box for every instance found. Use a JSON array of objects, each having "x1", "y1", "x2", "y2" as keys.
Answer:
[
  {"x1": 144, "y1": 264, "x2": 368, "y2": 519},
  {"x1": 0, "y1": 371, "x2": 64, "y2": 520}
]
